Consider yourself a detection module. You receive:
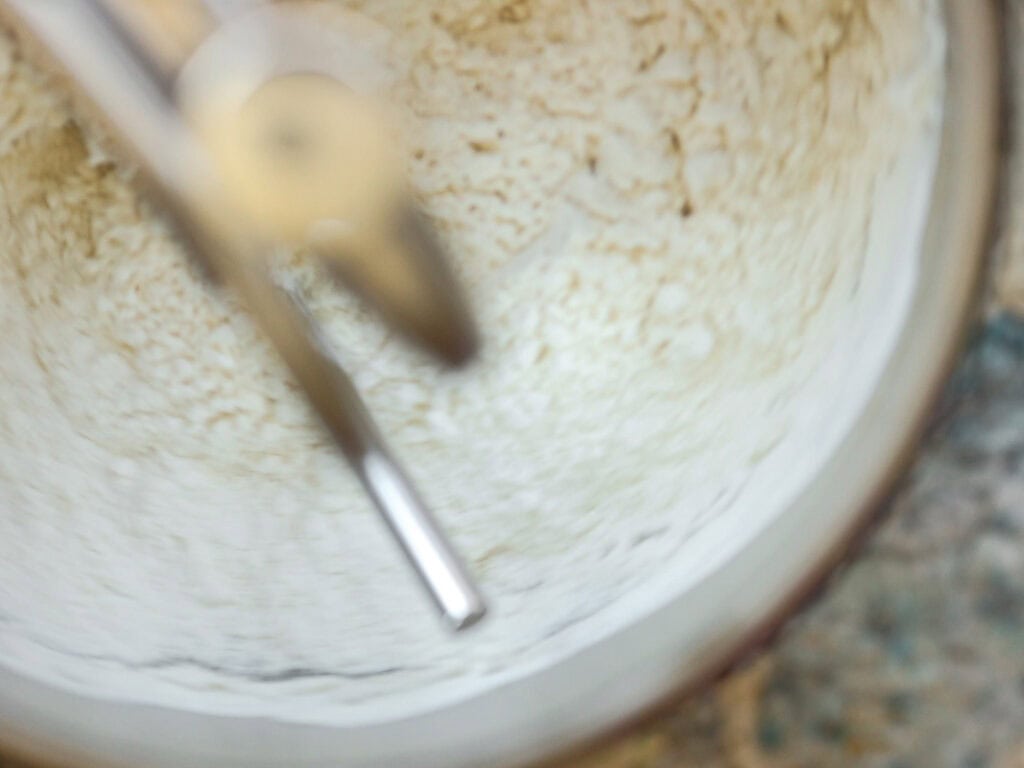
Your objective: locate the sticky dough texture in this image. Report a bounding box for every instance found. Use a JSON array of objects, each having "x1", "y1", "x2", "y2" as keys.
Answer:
[{"x1": 0, "y1": 0, "x2": 942, "y2": 721}]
